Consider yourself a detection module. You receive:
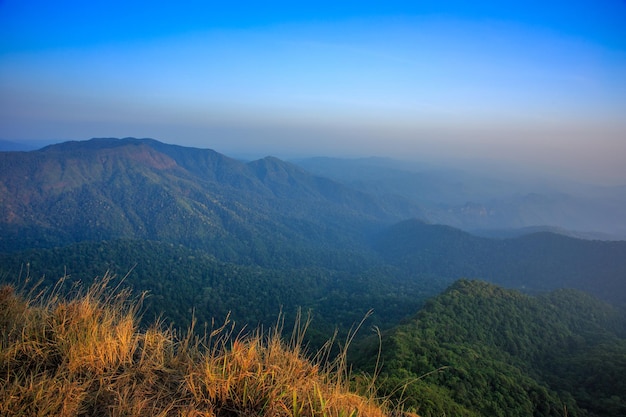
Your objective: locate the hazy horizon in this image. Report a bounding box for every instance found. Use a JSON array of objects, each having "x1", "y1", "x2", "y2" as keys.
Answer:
[{"x1": 1, "y1": 1, "x2": 625, "y2": 184}]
